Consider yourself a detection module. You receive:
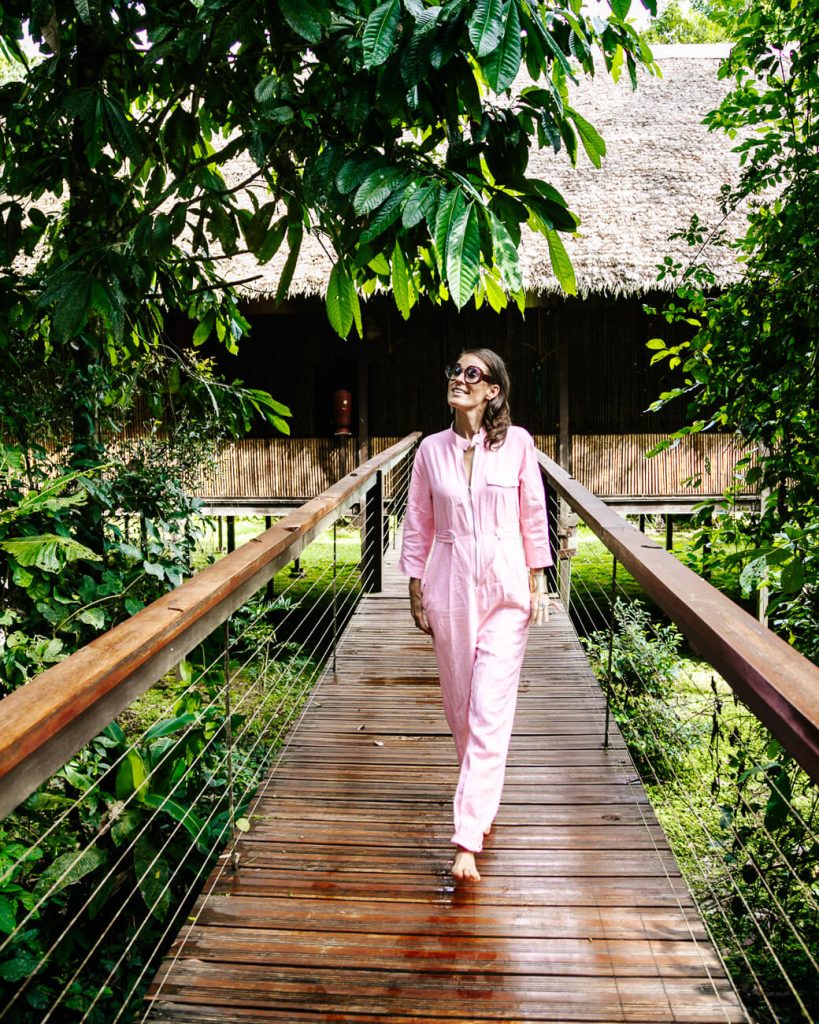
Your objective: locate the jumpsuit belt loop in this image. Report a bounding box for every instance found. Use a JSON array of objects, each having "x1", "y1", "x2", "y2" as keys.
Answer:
[{"x1": 434, "y1": 530, "x2": 456, "y2": 543}]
